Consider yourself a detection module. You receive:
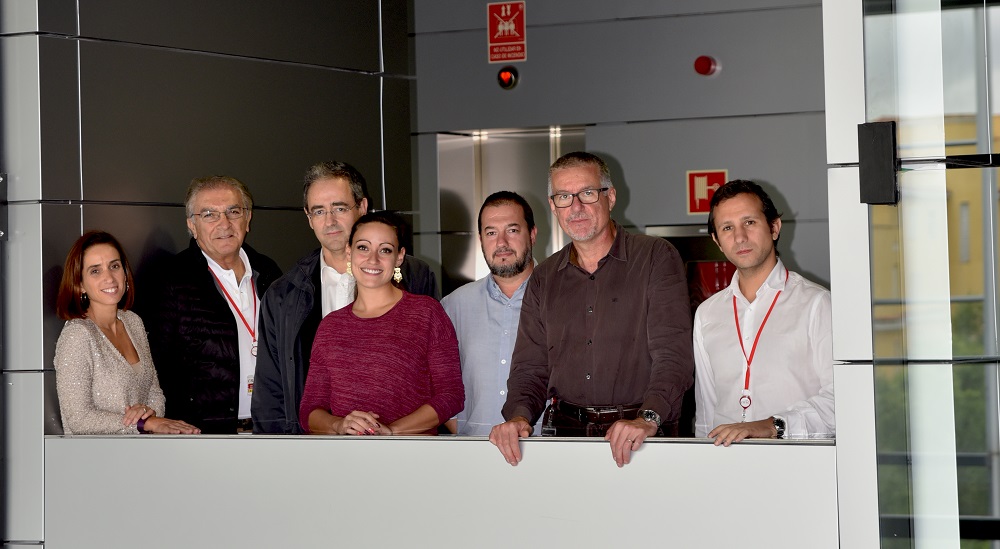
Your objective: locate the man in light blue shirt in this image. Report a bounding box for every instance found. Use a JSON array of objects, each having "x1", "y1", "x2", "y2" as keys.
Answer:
[{"x1": 443, "y1": 191, "x2": 537, "y2": 436}]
